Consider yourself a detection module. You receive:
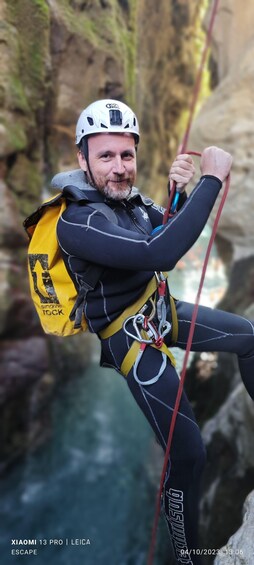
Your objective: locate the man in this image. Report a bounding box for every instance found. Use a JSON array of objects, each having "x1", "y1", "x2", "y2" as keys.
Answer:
[{"x1": 56, "y1": 99, "x2": 254, "y2": 564}]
